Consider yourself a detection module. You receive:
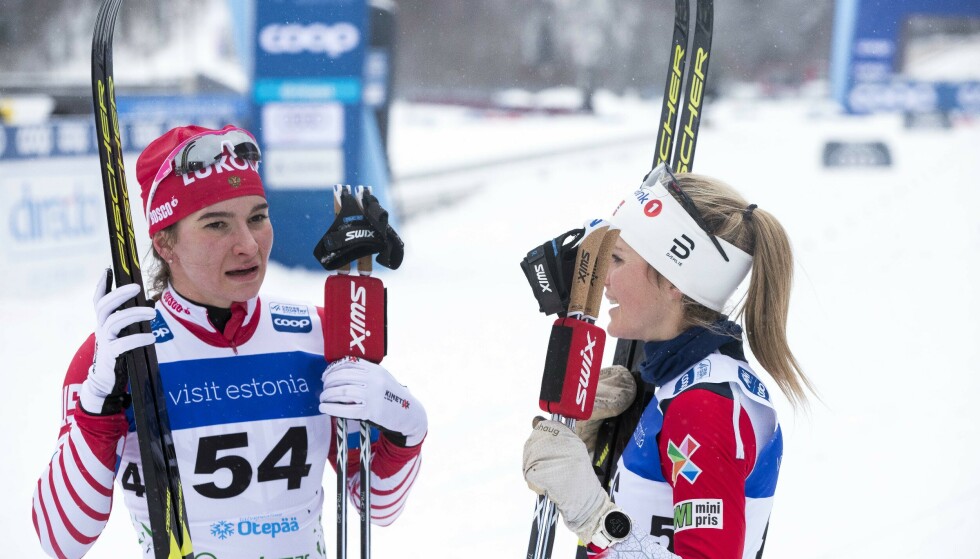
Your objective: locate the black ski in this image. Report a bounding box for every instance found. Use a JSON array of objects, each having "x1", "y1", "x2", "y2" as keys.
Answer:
[
  {"x1": 671, "y1": 0, "x2": 713, "y2": 174},
  {"x1": 579, "y1": 1, "x2": 714, "y2": 556},
  {"x1": 654, "y1": 0, "x2": 691, "y2": 169},
  {"x1": 91, "y1": 0, "x2": 193, "y2": 557}
]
